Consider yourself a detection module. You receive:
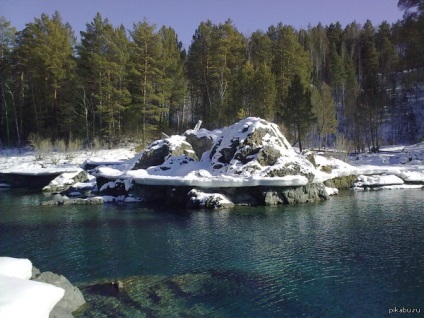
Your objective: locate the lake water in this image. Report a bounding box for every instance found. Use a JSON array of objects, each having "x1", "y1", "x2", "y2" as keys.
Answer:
[{"x1": 0, "y1": 189, "x2": 423, "y2": 317}]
